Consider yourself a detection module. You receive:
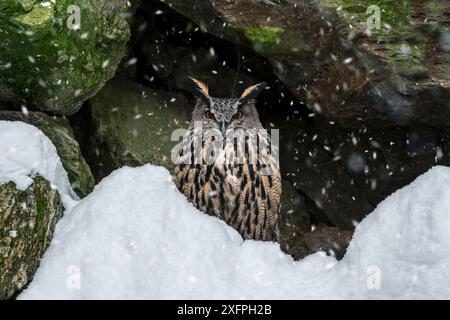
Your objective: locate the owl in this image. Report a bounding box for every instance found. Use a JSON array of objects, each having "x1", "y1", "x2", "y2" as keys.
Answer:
[{"x1": 174, "y1": 77, "x2": 281, "y2": 241}]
